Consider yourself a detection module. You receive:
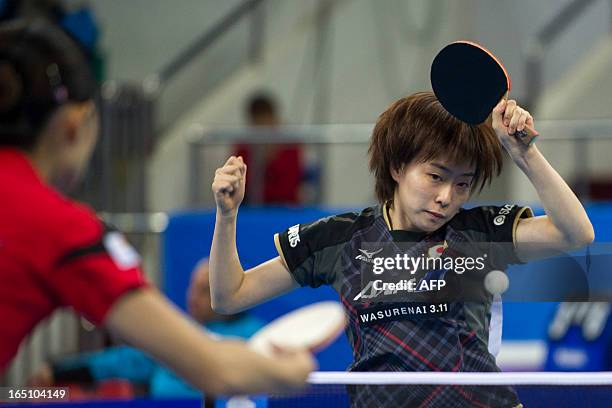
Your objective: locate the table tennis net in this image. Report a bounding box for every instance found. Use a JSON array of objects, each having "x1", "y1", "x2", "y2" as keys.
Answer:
[{"x1": 217, "y1": 371, "x2": 612, "y2": 408}]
